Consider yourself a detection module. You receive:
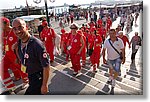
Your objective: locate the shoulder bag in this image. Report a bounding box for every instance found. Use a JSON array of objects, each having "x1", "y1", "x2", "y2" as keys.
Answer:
[{"x1": 108, "y1": 39, "x2": 123, "y2": 60}]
